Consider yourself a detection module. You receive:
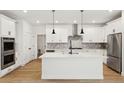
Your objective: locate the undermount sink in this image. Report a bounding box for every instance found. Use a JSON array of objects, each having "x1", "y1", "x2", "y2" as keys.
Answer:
[{"x1": 68, "y1": 52, "x2": 79, "y2": 54}]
